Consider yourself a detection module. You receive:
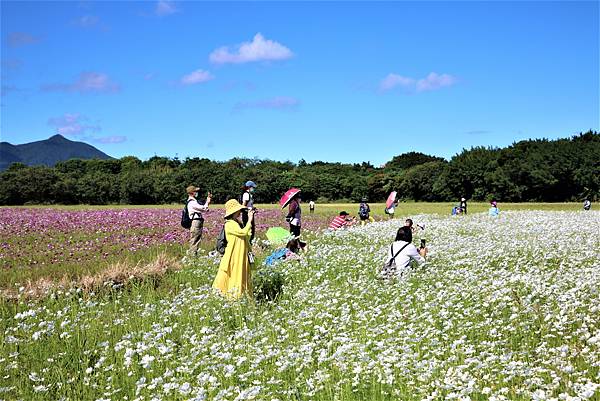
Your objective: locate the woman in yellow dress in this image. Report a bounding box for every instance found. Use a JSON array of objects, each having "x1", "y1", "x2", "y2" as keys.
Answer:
[{"x1": 212, "y1": 199, "x2": 256, "y2": 298}]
